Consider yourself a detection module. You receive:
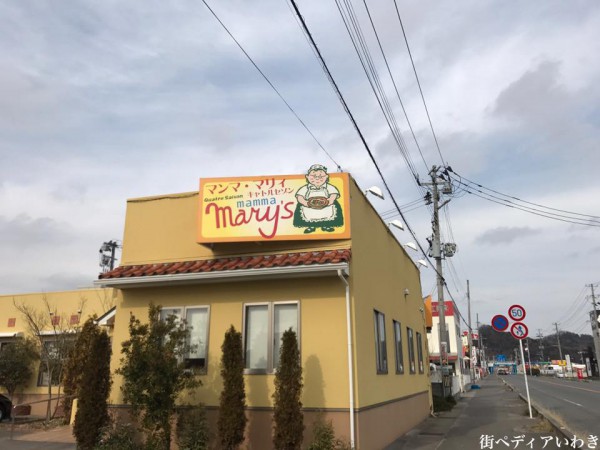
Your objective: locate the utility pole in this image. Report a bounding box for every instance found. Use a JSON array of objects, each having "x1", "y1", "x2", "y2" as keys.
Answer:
[
  {"x1": 467, "y1": 280, "x2": 475, "y2": 381},
  {"x1": 536, "y1": 329, "x2": 545, "y2": 362},
  {"x1": 554, "y1": 322, "x2": 563, "y2": 361},
  {"x1": 525, "y1": 338, "x2": 532, "y2": 374},
  {"x1": 477, "y1": 313, "x2": 486, "y2": 373},
  {"x1": 99, "y1": 240, "x2": 120, "y2": 273},
  {"x1": 422, "y1": 166, "x2": 456, "y2": 396},
  {"x1": 588, "y1": 284, "x2": 600, "y2": 376}
]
